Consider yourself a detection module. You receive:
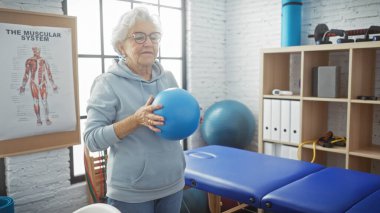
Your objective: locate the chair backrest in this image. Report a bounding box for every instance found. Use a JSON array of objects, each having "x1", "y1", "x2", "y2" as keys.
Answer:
[
  {"x1": 73, "y1": 203, "x2": 121, "y2": 213},
  {"x1": 84, "y1": 146, "x2": 108, "y2": 203}
]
